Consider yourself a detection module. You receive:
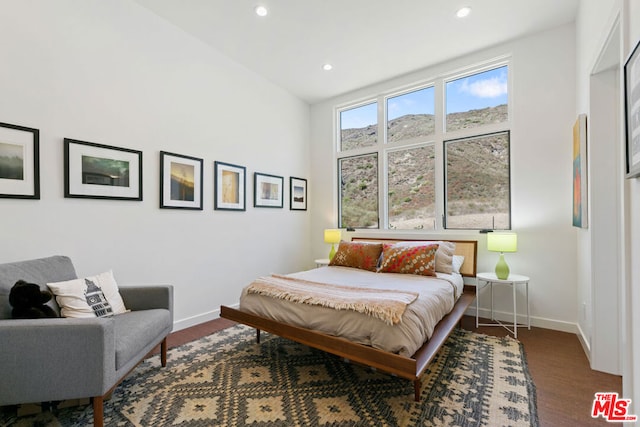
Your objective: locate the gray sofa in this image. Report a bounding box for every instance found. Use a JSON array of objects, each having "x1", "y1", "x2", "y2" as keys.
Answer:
[{"x1": 0, "y1": 256, "x2": 173, "y2": 427}]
